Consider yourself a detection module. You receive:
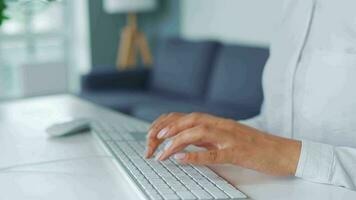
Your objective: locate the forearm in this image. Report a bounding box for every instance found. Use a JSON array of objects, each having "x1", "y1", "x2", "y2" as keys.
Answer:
[{"x1": 231, "y1": 122, "x2": 301, "y2": 176}]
